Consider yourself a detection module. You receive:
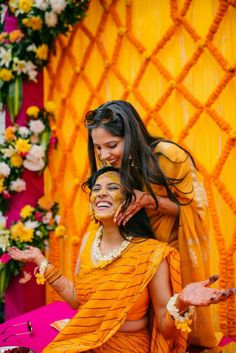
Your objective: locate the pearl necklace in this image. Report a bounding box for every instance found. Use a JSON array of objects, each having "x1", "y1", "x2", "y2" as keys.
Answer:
[{"x1": 93, "y1": 226, "x2": 132, "y2": 268}]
